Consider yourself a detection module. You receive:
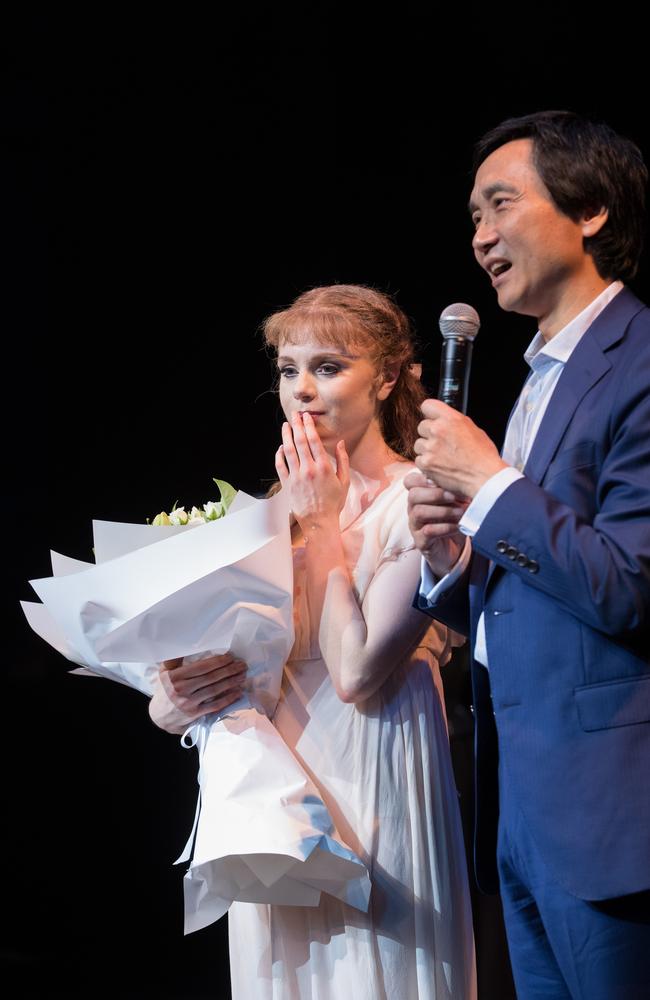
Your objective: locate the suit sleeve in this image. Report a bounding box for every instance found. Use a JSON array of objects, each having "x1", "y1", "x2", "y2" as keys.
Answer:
[
  {"x1": 472, "y1": 362, "x2": 650, "y2": 636},
  {"x1": 414, "y1": 558, "x2": 472, "y2": 638}
]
